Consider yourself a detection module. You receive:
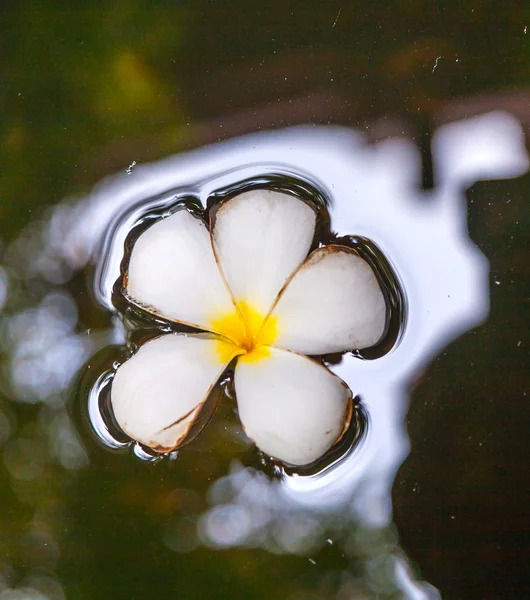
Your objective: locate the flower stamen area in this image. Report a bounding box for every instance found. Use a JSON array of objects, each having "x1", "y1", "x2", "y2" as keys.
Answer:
[{"x1": 211, "y1": 301, "x2": 278, "y2": 363}]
